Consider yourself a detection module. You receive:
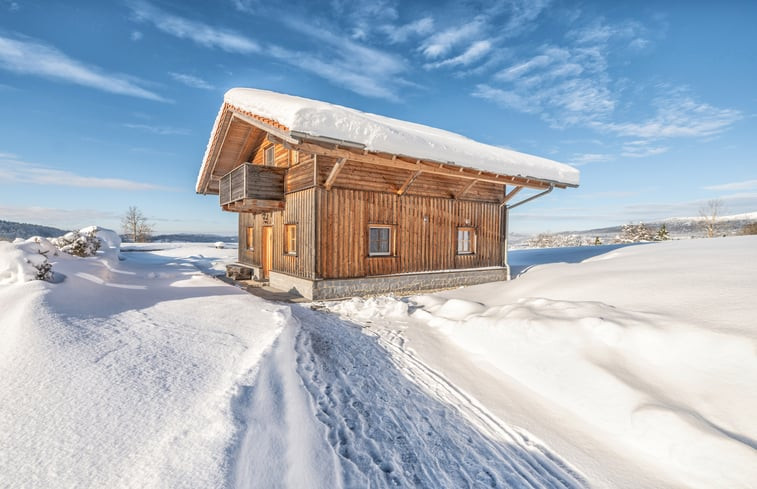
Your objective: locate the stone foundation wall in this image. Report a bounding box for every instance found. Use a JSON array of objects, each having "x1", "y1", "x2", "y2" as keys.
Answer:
[{"x1": 269, "y1": 267, "x2": 509, "y2": 300}]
